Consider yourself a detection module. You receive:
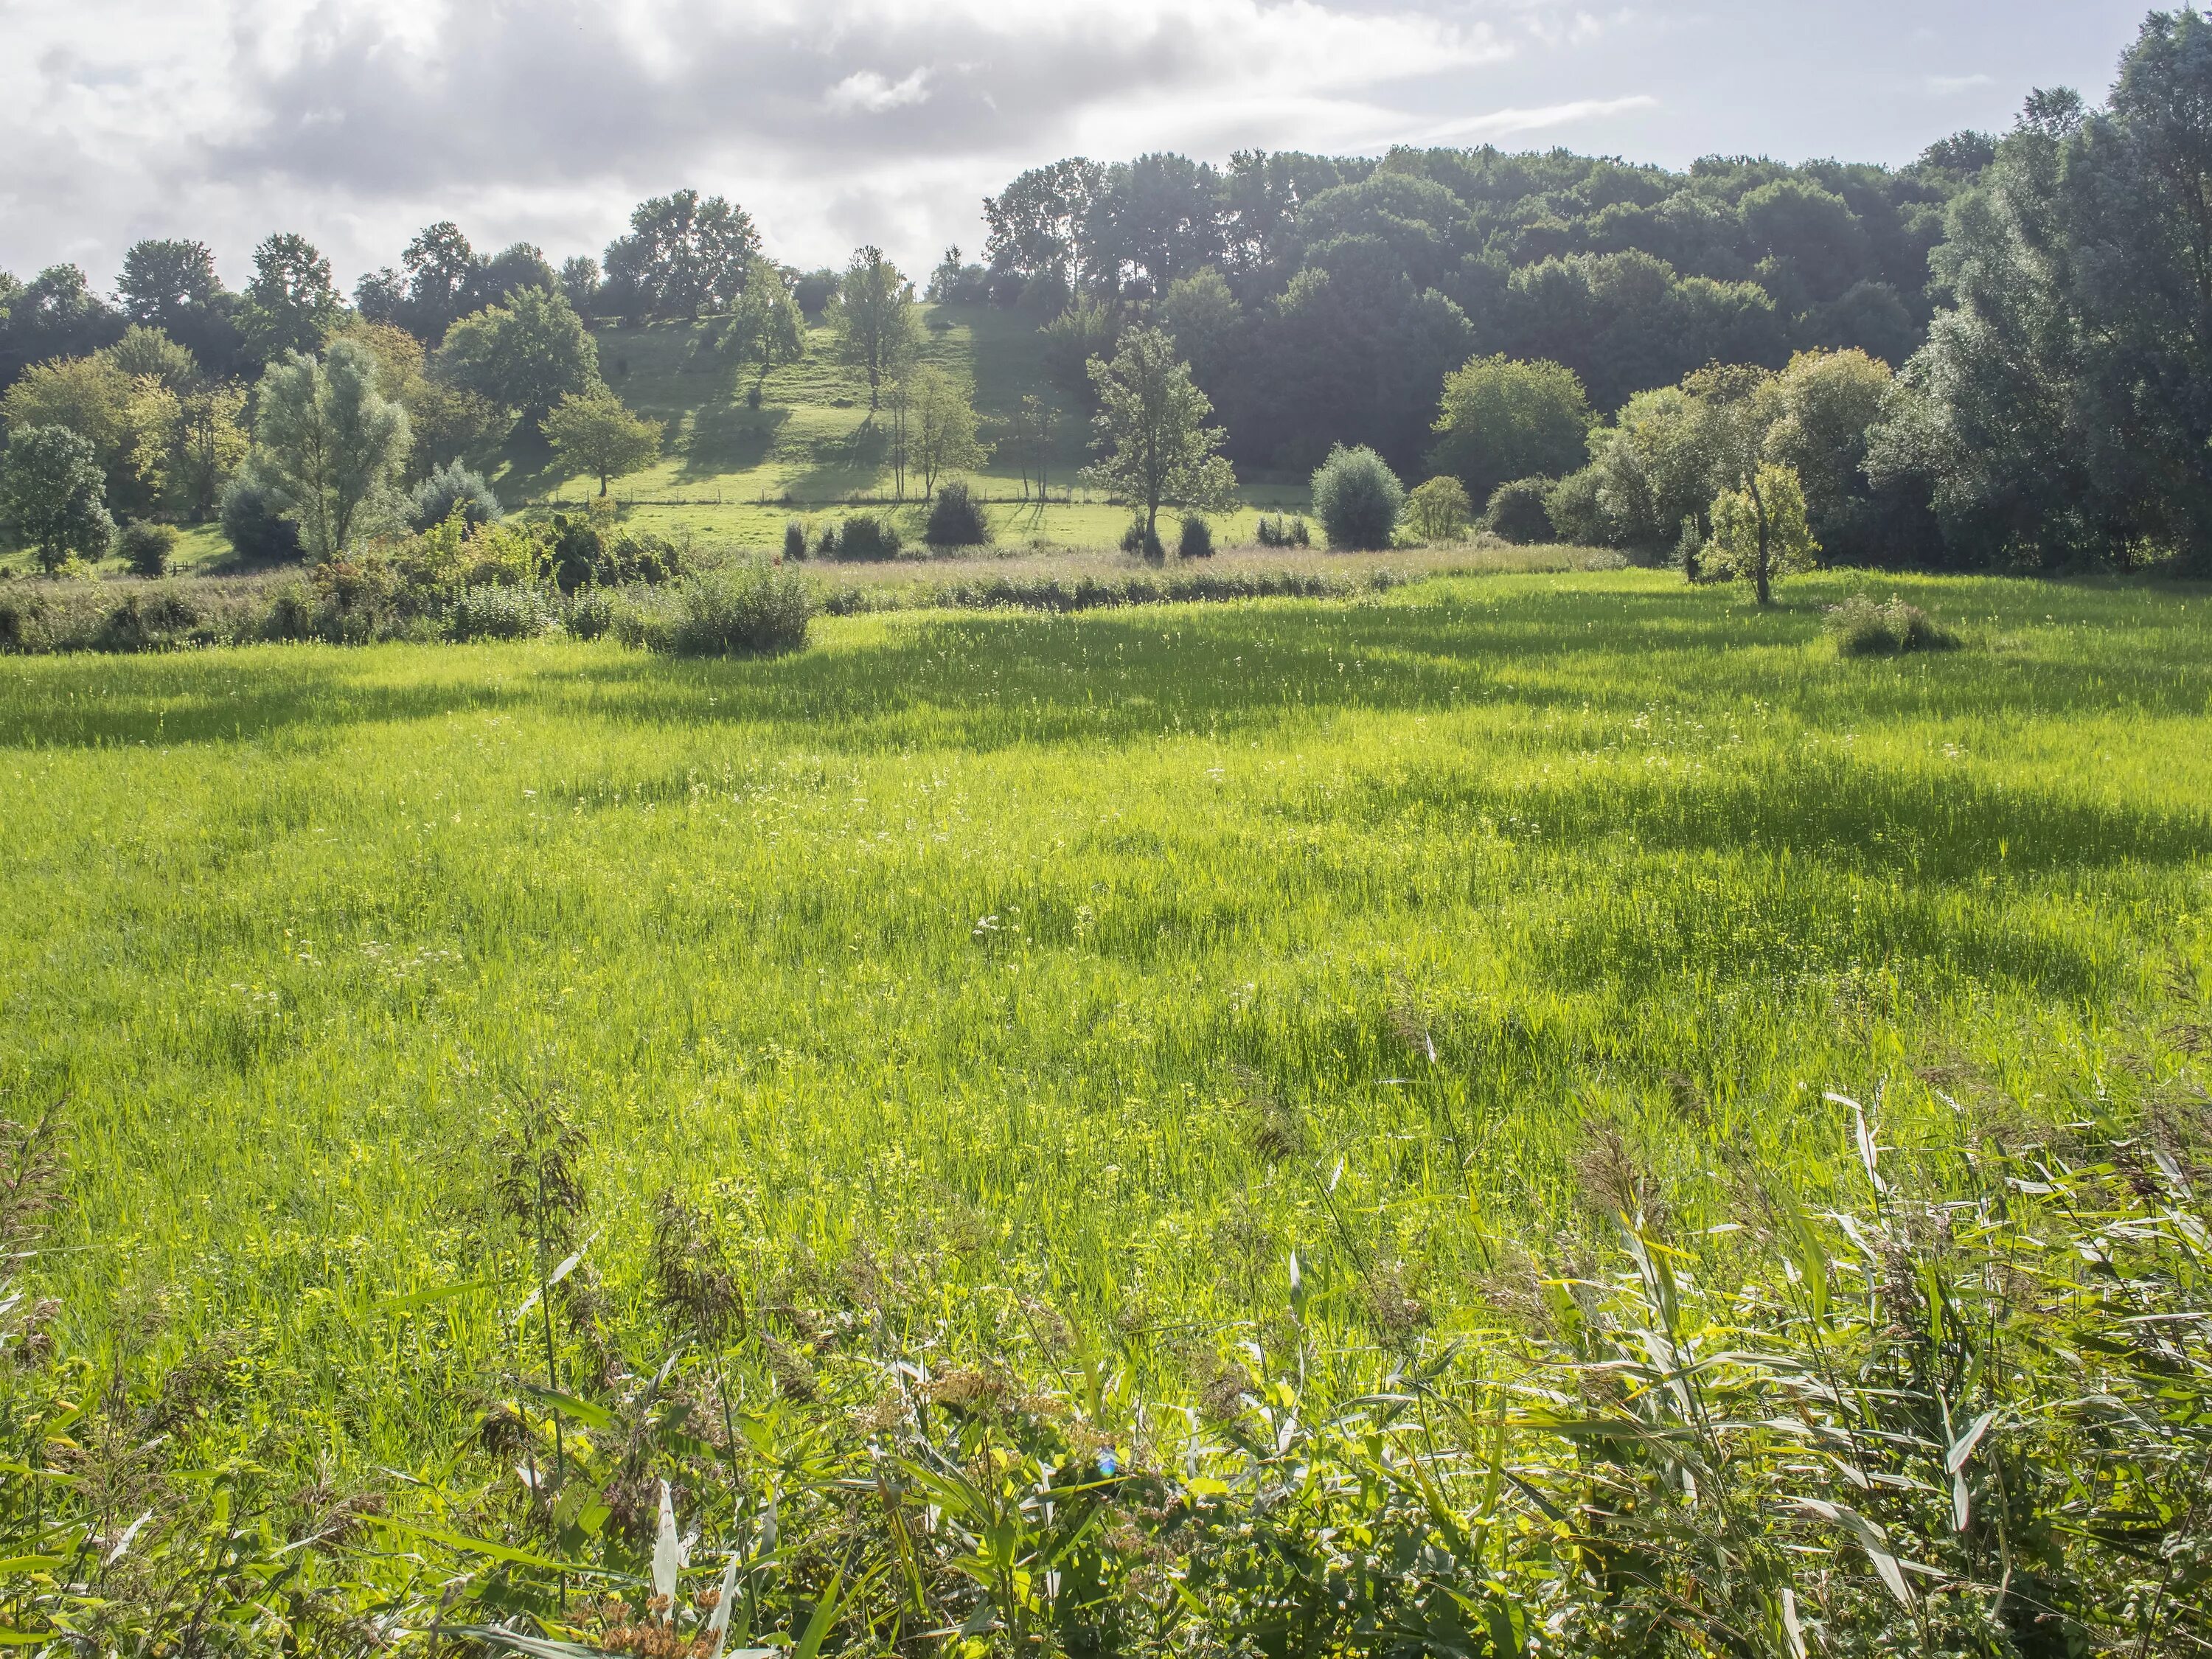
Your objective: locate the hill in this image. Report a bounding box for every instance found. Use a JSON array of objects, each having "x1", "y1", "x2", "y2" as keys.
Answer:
[{"x1": 497, "y1": 303, "x2": 1307, "y2": 552}]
